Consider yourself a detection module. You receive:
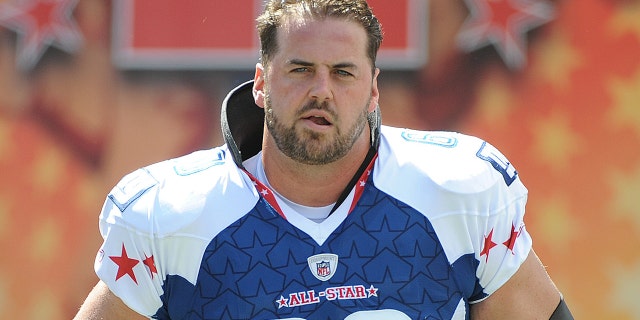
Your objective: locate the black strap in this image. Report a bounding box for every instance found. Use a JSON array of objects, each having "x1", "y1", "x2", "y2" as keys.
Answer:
[
  {"x1": 329, "y1": 146, "x2": 377, "y2": 214},
  {"x1": 550, "y1": 299, "x2": 574, "y2": 320}
]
